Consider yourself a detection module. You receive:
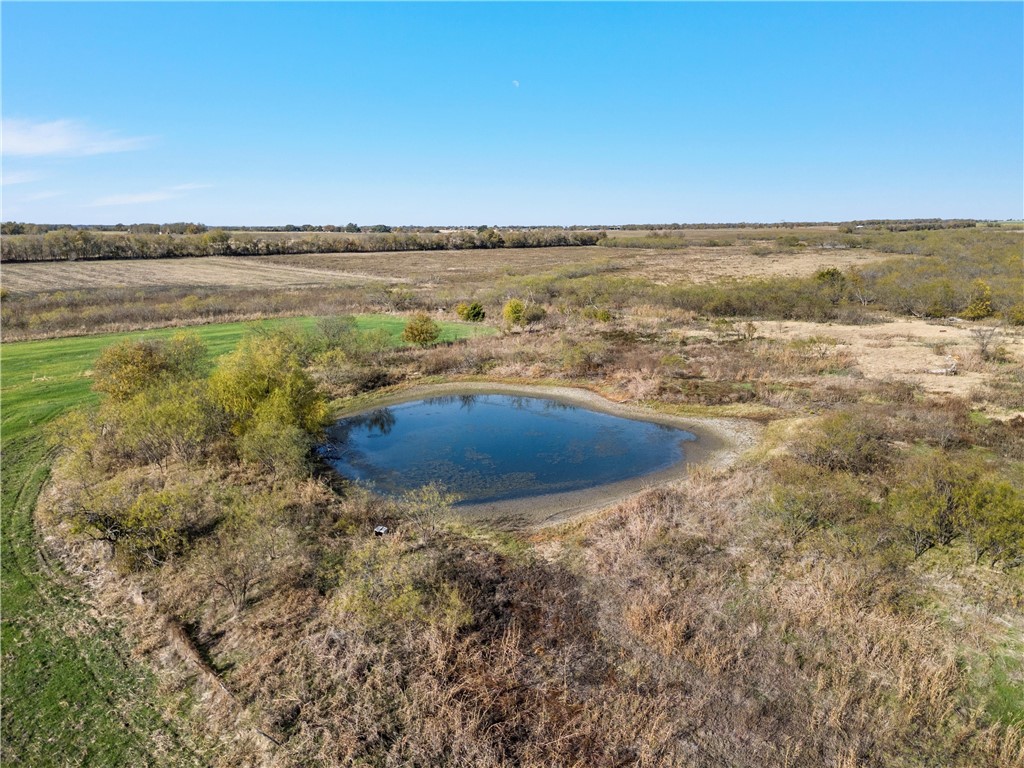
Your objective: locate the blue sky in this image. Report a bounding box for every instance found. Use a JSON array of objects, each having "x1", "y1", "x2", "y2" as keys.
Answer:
[{"x1": 2, "y1": 2, "x2": 1022, "y2": 225}]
